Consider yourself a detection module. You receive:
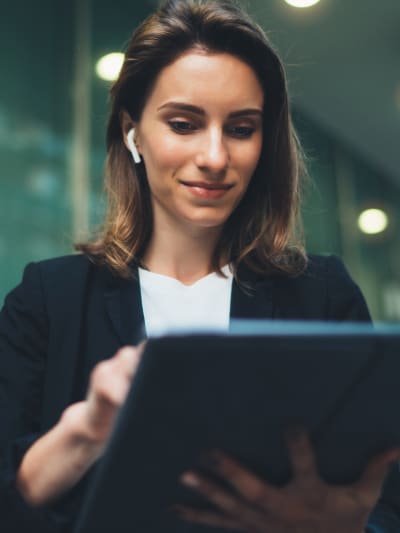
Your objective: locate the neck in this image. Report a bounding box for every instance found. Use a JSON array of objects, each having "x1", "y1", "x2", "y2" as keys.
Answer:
[{"x1": 141, "y1": 219, "x2": 224, "y2": 285}]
